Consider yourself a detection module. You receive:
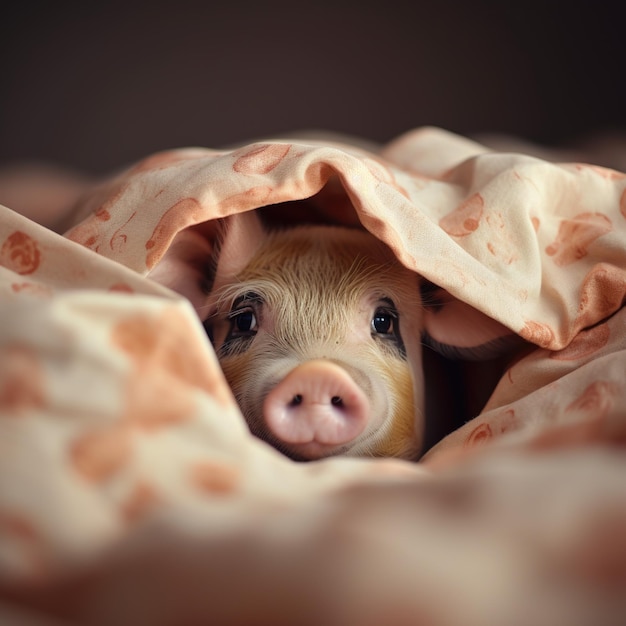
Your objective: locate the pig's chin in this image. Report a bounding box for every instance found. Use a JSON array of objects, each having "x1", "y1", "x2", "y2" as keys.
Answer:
[
  {"x1": 275, "y1": 440, "x2": 352, "y2": 462},
  {"x1": 243, "y1": 415, "x2": 353, "y2": 462}
]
